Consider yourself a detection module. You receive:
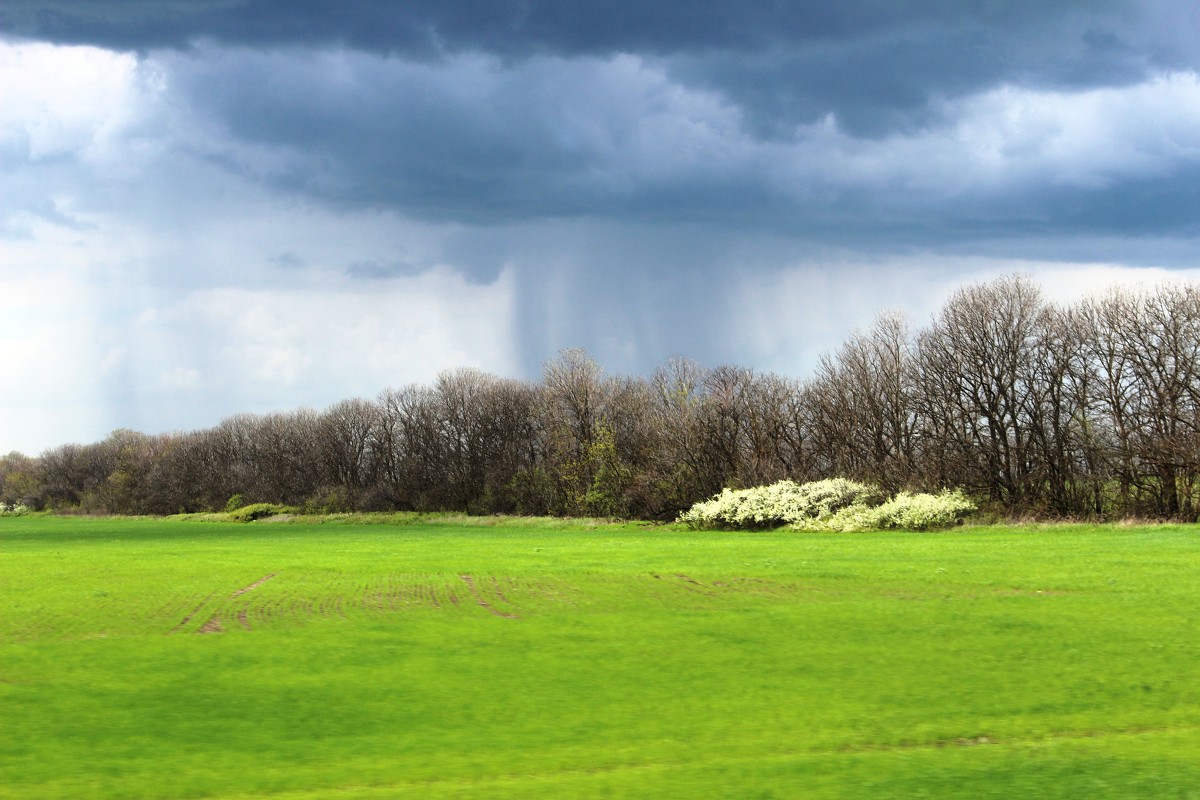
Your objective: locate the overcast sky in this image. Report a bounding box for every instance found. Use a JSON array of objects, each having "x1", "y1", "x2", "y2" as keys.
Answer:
[{"x1": 4, "y1": 1, "x2": 1200, "y2": 454}]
